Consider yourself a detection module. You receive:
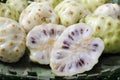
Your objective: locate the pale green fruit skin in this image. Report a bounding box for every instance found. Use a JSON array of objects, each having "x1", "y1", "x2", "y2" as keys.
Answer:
[
  {"x1": 85, "y1": 15, "x2": 120, "y2": 53},
  {"x1": 0, "y1": 3, "x2": 19, "y2": 21},
  {"x1": 93, "y1": 3, "x2": 120, "y2": 20},
  {"x1": 55, "y1": 0, "x2": 91, "y2": 26},
  {"x1": 6, "y1": 0, "x2": 28, "y2": 13},
  {"x1": 78, "y1": 0, "x2": 105, "y2": 12},
  {"x1": 34, "y1": 0, "x2": 63, "y2": 8}
]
